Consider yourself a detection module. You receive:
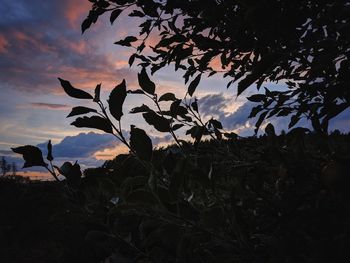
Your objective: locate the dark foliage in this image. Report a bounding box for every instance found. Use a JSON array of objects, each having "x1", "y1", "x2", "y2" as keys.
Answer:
[
  {"x1": 5, "y1": 133, "x2": 350, "y2": 262},
  {"x1": 7, "y1": 1, "x2": 350, "y2": 262},
  {"x1": 82, "y1": 0, "x2": 350, "y2": 133}
]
